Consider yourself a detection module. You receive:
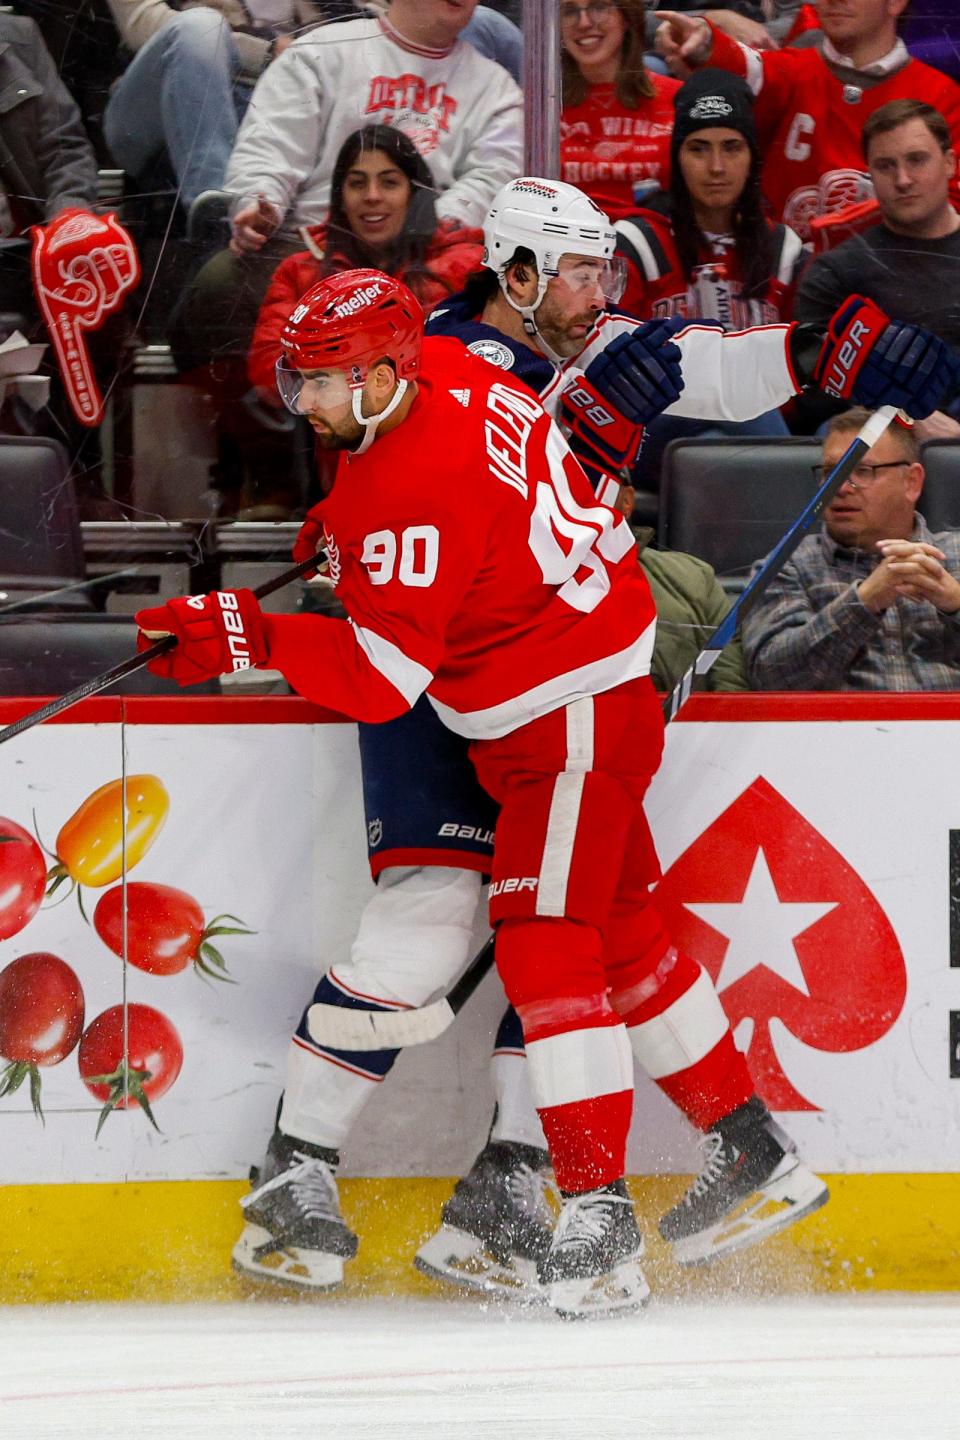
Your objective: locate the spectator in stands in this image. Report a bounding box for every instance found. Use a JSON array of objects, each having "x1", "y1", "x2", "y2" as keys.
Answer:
[
  {"x1": 614, "y1": 69, "x2": 803, "y2": 485},
  {"x1": 796, "y1": 100, "x2": 960, "y2": 444},
  {"x1": 617, "y1": 482, "x2": 749, "y2": 689},
  {"x1": 653, "y1": 0, "x2": 960, "y2": 239},
  {"x1": 0, "y1": 14, "x2": 99, "y2": 250},
  {"x1": 171, "y1": 0, "x2": 521, "y2": 370},
  {"x1": 742, "y1": 408, "x2": 960, "y2": 691},
  {"x1": 248, "y1": 125, "x2": 484, "y2": 401},
  {"x1": 103, "y1": 2, "x2": 328, "y2": 216},
  {"x1": 560, "y1": 0, "x2": 679, "y2": 219},
  {"x1": 359, "y1": 1, "x2": 523, "y2": 84}
]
